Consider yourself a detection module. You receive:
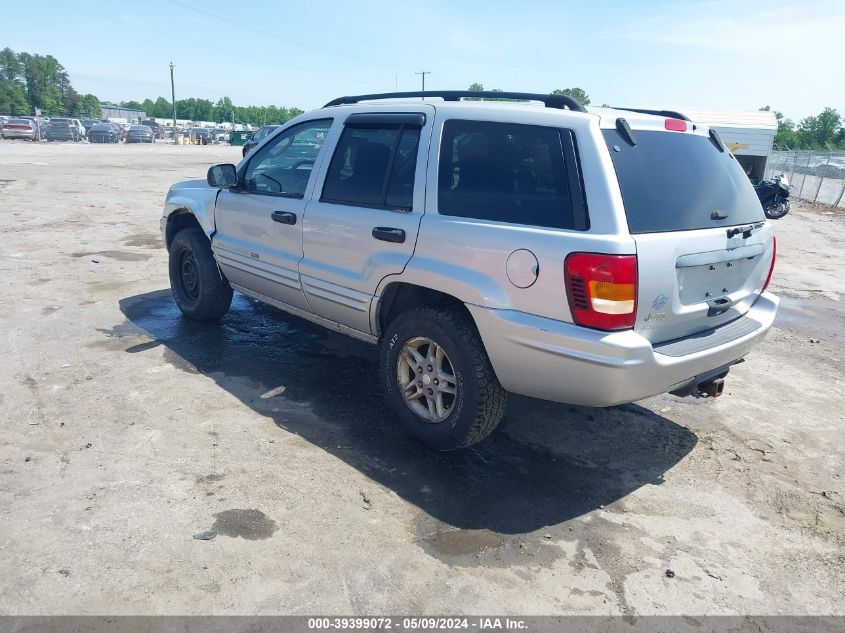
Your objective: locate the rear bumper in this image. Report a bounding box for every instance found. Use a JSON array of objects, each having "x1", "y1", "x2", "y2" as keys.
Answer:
[
  {"x1": 468, "y1": 292, "x2": 779, "y2": 407},
  {"x1": 2, "y1": 130, "x2": 36, "y2": 139}
]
